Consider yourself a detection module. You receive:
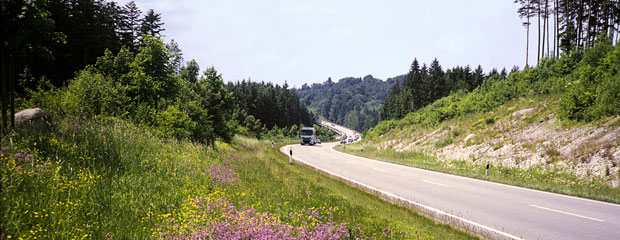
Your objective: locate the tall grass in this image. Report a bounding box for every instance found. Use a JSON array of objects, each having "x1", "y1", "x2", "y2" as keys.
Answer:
[{"x1": 1, "y1": 117, "x2": 476, "y2": 239}]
